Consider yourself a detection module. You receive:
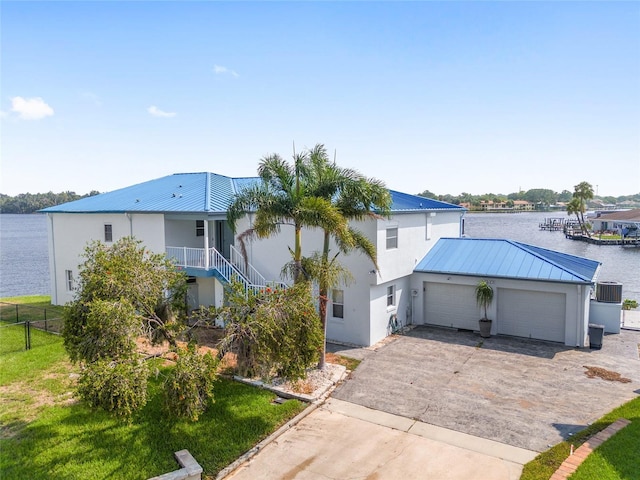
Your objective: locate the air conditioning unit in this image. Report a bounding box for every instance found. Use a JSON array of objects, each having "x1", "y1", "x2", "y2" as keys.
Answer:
[{"x1": 596, "y1": 282, "x2": 623, "y2": 303}]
